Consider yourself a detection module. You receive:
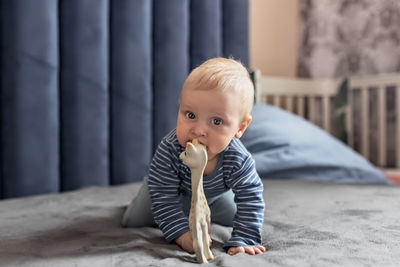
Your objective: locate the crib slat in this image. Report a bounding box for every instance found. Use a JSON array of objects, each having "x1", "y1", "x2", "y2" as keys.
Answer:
[
  {"x1": 361, "y1": 87, "x2": 369, "y2": 159},
  {"x1": 323, "y1": 95, "x2": 330, "y2": 133},
  {"x1": 378, "y1": 85, "x2": 387, "y2": 167},
  {"x1": 397, "y1": 84, "x2": 400, "y2": 168},
  {"x1": 273, "y1": 95, "x2": 280, "y2": 107},
  {"x1": 297, "y1": 96, "x2": 305, "y2": 117},
  {"x1": 346, "y1": 89, "x2": 354, "y2": 149},
  {"x1": 254, "y1": 70, "x2": 262, "y2": 104},
  {"x1": 264, "y1": 94, "x2": 268, "y2": 105},
  {"x1": 309, "y1": 96, "x2": 315, "y2": 123},
  {"x1": 286, "y1": 96, "x2": 293, "y2": 112}
]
